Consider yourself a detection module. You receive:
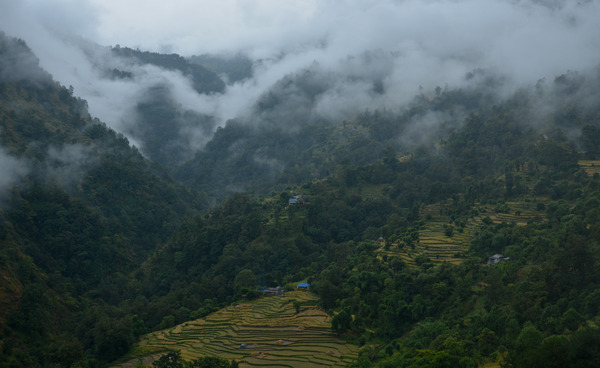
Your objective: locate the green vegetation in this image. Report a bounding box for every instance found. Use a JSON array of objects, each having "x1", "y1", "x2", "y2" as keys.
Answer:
[{"x1": 147, "y1": 351, "x2": 239, "y2": 368}]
